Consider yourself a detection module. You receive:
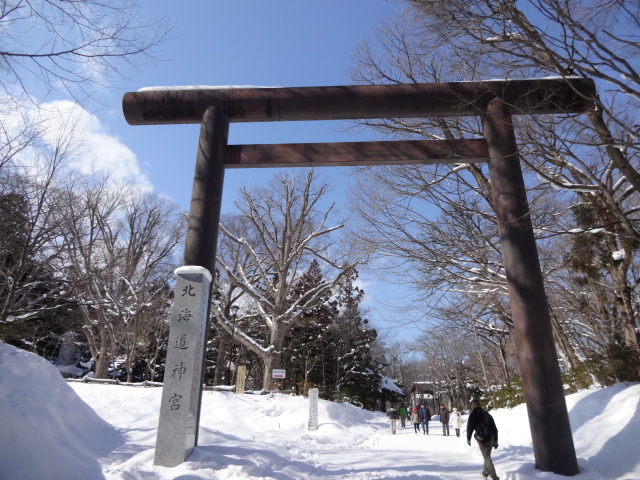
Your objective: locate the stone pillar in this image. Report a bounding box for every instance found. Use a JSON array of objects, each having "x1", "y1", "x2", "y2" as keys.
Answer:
[
  {"x1": 308, "y1": 388, "x2": 319, "y2": 431},
  {"x1": 235, "y1": 365, "x2": 246, "y2": 394},
  {"x1": 57, "y1": 332, "x2": 78, "y2": 366},
  {"x1": 154, "y1": 267, "x2": 211, "y2": 467}
]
